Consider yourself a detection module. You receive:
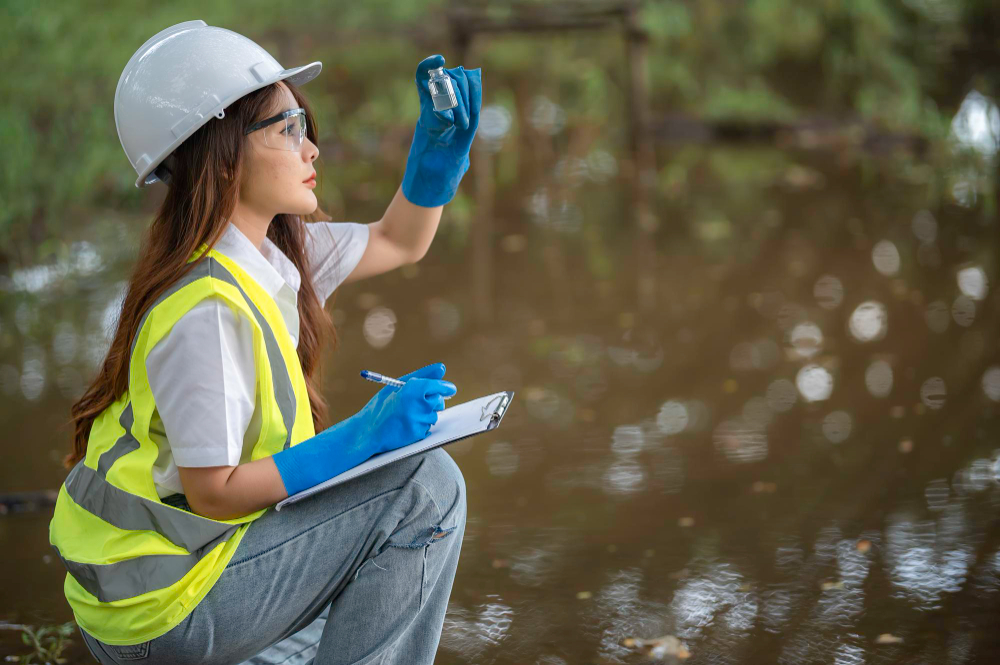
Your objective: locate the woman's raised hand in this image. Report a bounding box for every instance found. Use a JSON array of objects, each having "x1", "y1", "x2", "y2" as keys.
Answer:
[{"x1": 401, "y1": 54, "x2": 483, "y2": 208}]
